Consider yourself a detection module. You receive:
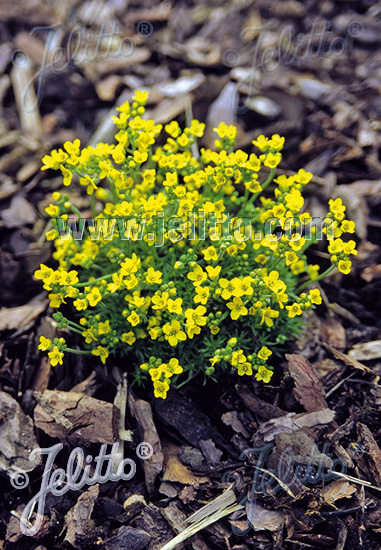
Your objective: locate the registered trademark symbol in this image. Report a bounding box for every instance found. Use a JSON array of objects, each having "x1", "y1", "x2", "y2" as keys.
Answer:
[
  {"x1": 137, "y1": 21, "x2": 153, "y2": 37},
  {"x1": 348, "y1": 21, "x2": 364, "y2": 37},
  {"x1": 136, "y1": 442, "x2": 153, "y2": 459}
]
